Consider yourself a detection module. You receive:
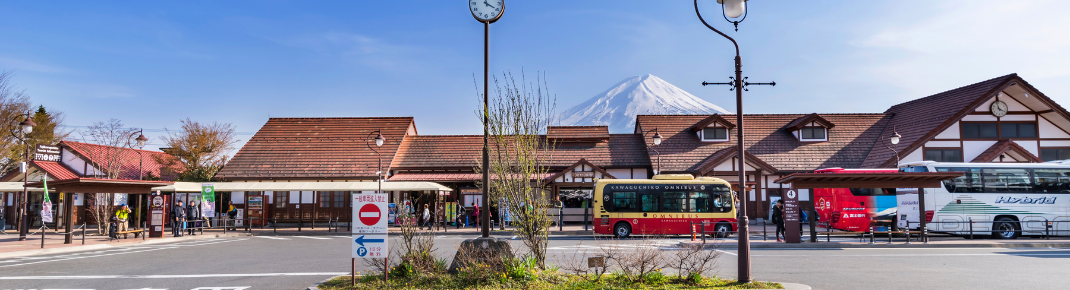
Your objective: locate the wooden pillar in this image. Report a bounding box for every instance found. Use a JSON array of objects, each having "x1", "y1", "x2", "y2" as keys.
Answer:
[
  {"x1": 64, "y1": 192, "x2": 73, "y2": 244},
  {"x1": 135, "y1": 194, "x2": 142, "y2": 229},
  {"x1": 755, "y1": 171, "x2": 763, "y2": 222},
  {"x1": 918, "y1": 187, "x2": 927, "y2": 243}
]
